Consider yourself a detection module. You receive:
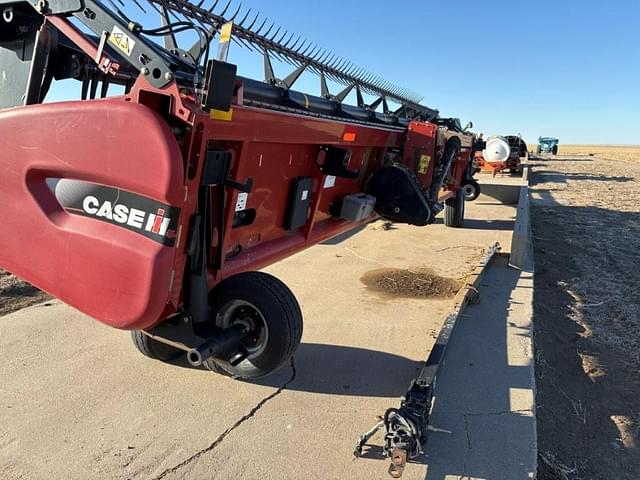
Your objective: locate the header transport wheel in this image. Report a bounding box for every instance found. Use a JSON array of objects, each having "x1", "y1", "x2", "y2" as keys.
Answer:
[
  {"x1": 461, "y1": 180, "x2": 480, "y2": 201},
  {"x1": 444, "y1": 192, "x2": 465, "y2": 228},
  {"x1": 204, "y1": 272, "x2": 303, "y2": 379}
]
